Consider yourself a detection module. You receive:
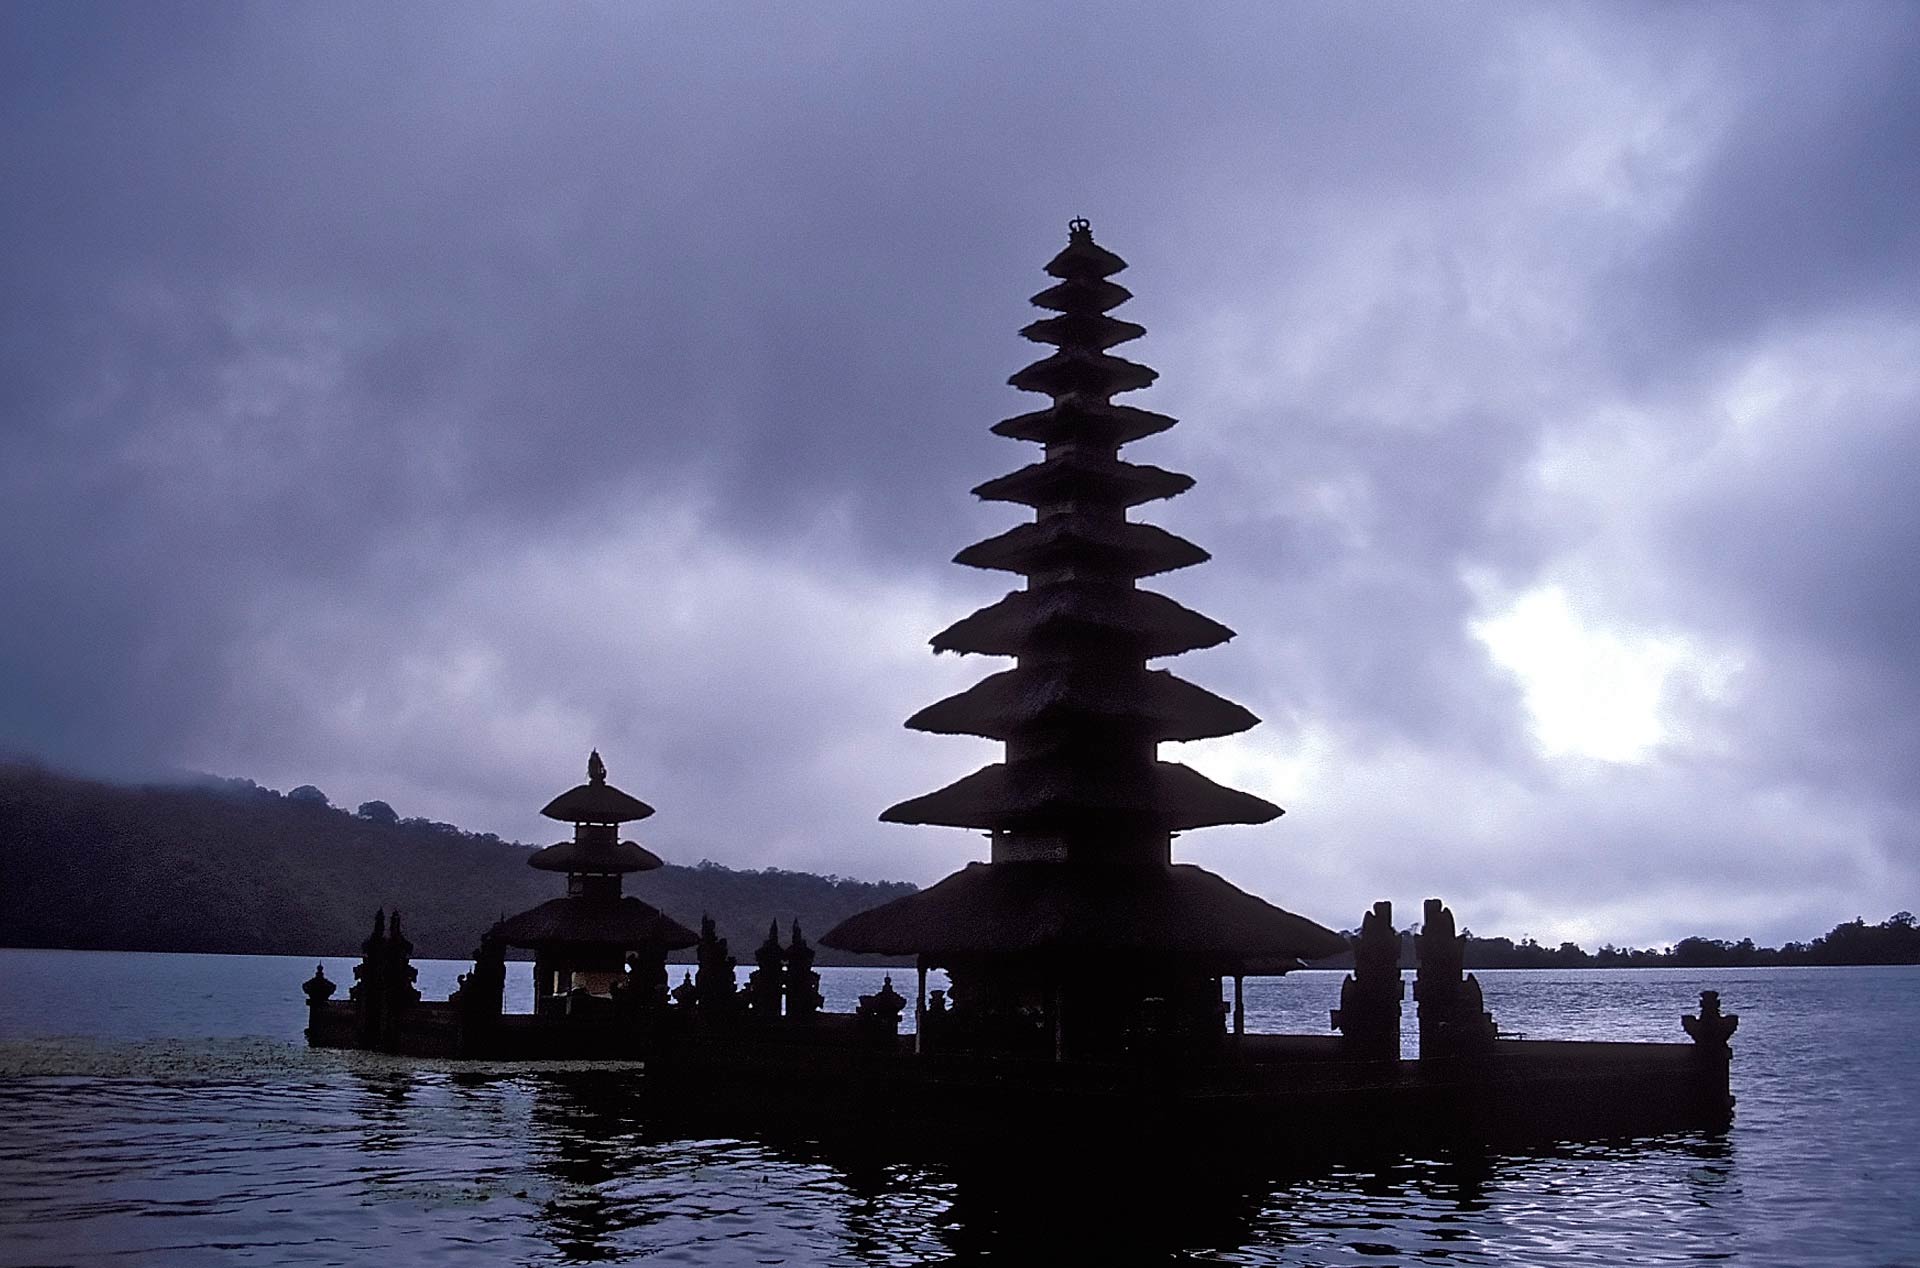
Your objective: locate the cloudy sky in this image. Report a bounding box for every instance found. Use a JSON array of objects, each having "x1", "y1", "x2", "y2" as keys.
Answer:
[{"x1": 4, "y1": 3, "x2": 1916, "y2": 947}]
